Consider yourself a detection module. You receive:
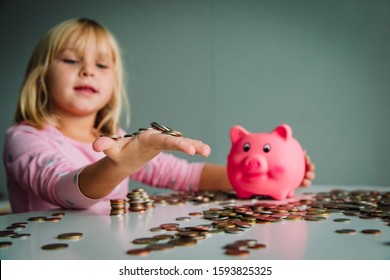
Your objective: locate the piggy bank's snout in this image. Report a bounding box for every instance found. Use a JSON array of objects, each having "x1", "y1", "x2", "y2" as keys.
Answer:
[{"x1": 242, "y1": 155, "x2": 268, "y2": 173}]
